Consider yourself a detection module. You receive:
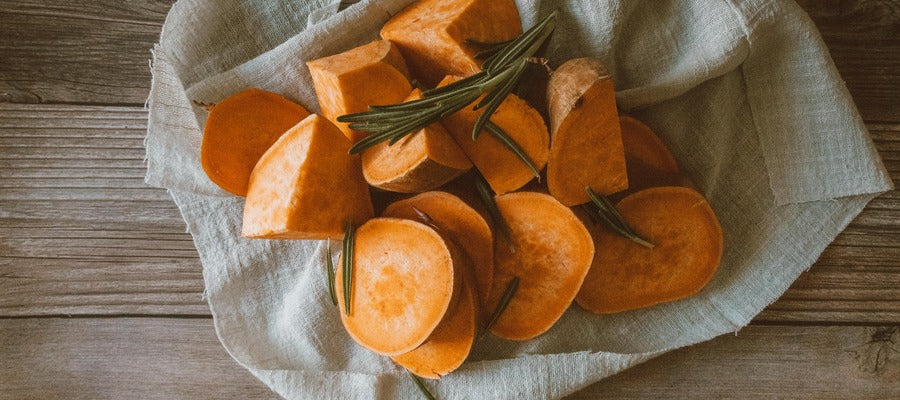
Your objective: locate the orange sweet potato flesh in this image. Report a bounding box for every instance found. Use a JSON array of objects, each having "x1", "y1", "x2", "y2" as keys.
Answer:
[
  {"x1": 619, "y1": 115, "x2": 692, "y2": 191},
  {"x1": 488, "y1": 192, "x2": 594, "y2": 340},
  {"x1": 576, "y1": 186, "x2": 723, "y2": 314},
  {"x1": 200, "y1": 88, "x2": 311, "y2": 196},
  {"x1": 392, "y1": 275, "x2": 476, "y2": 379},
  {"x1": 383, "y1": 191, "x2": 493, "y2": 314},
  {"x1": 362, "y1": 90, "x2": 471, "y2": 193},
  {"x1": 381, "y1": 0, "x2": 522, "y2": 86},
  {"x1": 439, "y1": 75, "x2": 549, "y2": 195},
  {"x1": 547, "y1": 58, "x2": 628, "y2": 206},
  {"x1": 336, "y1": 218, "x2": 460, "y2": 356},
  {"x1": 241, "y1": 115, "x2": 373, "y2": 240},
  {"x1": 307, "y1": 40, "x2": 412, "y2": 143}
]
